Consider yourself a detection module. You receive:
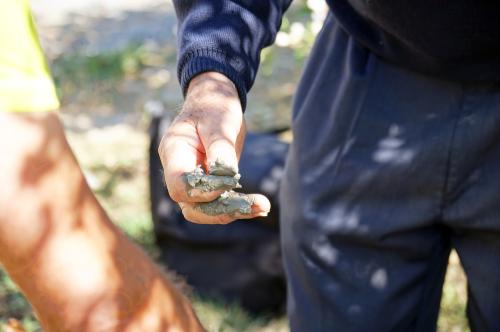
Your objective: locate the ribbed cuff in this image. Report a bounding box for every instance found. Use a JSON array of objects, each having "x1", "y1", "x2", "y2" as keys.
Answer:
[{"x1": 178, "y1": 49, "x2": 248, "y2": 111}]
